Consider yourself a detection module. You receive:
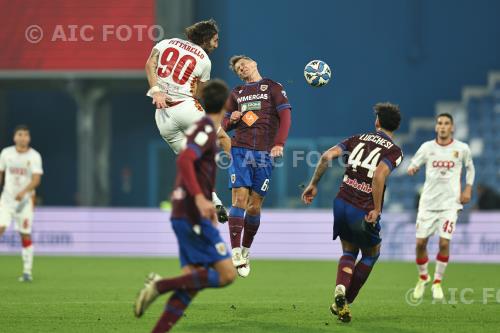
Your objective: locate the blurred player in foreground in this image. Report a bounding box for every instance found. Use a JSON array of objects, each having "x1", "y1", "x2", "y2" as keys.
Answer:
[
  {"x1": 145, "y1": 19, "x2": 230, "y2": 222},
  {"x1": 222, "y1": 55, "x2": 292, "y2": 277},
  {"x1": 134, "y1": 80, "x2": 236, "y2": 333},
  {"x1": 408, "y1": 113, "x2": 475, "y2": 300},
  {"x1": 302, "y1": 103, "x2": 403, "y2": 322},
  {"x1": 0, "y1": 125, "x2": 43, "y2": 282}
]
